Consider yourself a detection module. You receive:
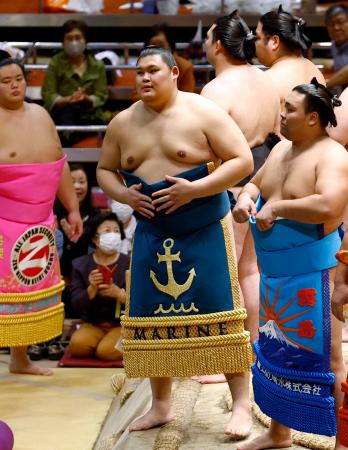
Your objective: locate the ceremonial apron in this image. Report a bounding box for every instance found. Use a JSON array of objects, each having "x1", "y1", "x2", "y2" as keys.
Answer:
[
  {"x1": 121, "y1": 163, "x2": 252, "y2": 377},
  {"x1": 0, "y1": 157, "x2": 66, "y2": 346},
  {"x1": 250, "y1": 196, "x2": 341, "y2": 436}
]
